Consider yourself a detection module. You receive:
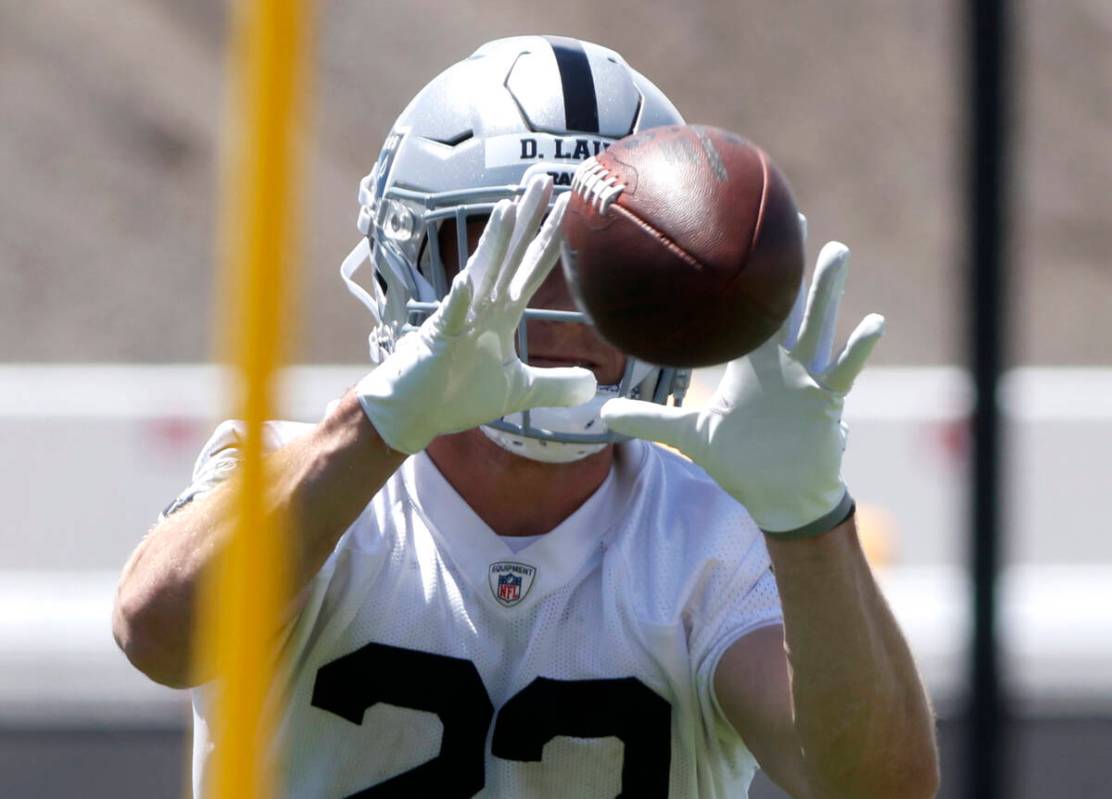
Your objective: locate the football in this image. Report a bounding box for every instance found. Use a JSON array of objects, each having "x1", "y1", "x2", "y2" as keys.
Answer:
[{"x1": 561, "y1": 124, "x2": 804, "y2": 368}]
